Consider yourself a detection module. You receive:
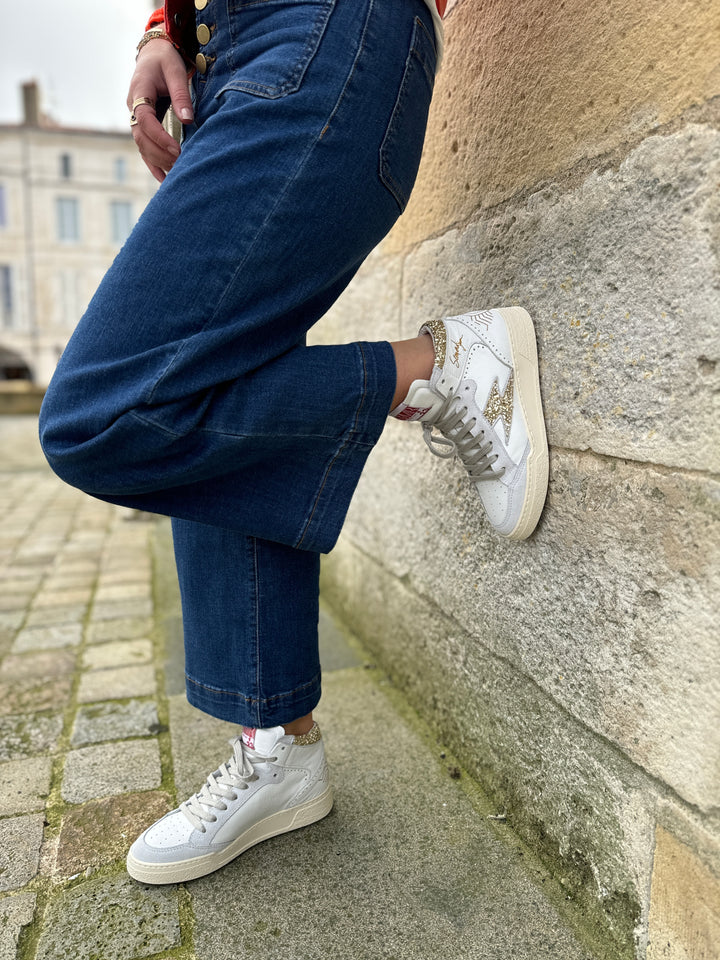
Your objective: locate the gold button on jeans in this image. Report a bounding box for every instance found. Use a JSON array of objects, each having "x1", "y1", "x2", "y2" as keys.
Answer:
[
  {"x1": 196, "y1": 53, "x2": 208, "y2": 73},
  {"x1": 195, "y1": 0, "x2": 208, "y2": 10},
  {"x1": 197, "y1": 23, "x2": 211, "y2": 44}
]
